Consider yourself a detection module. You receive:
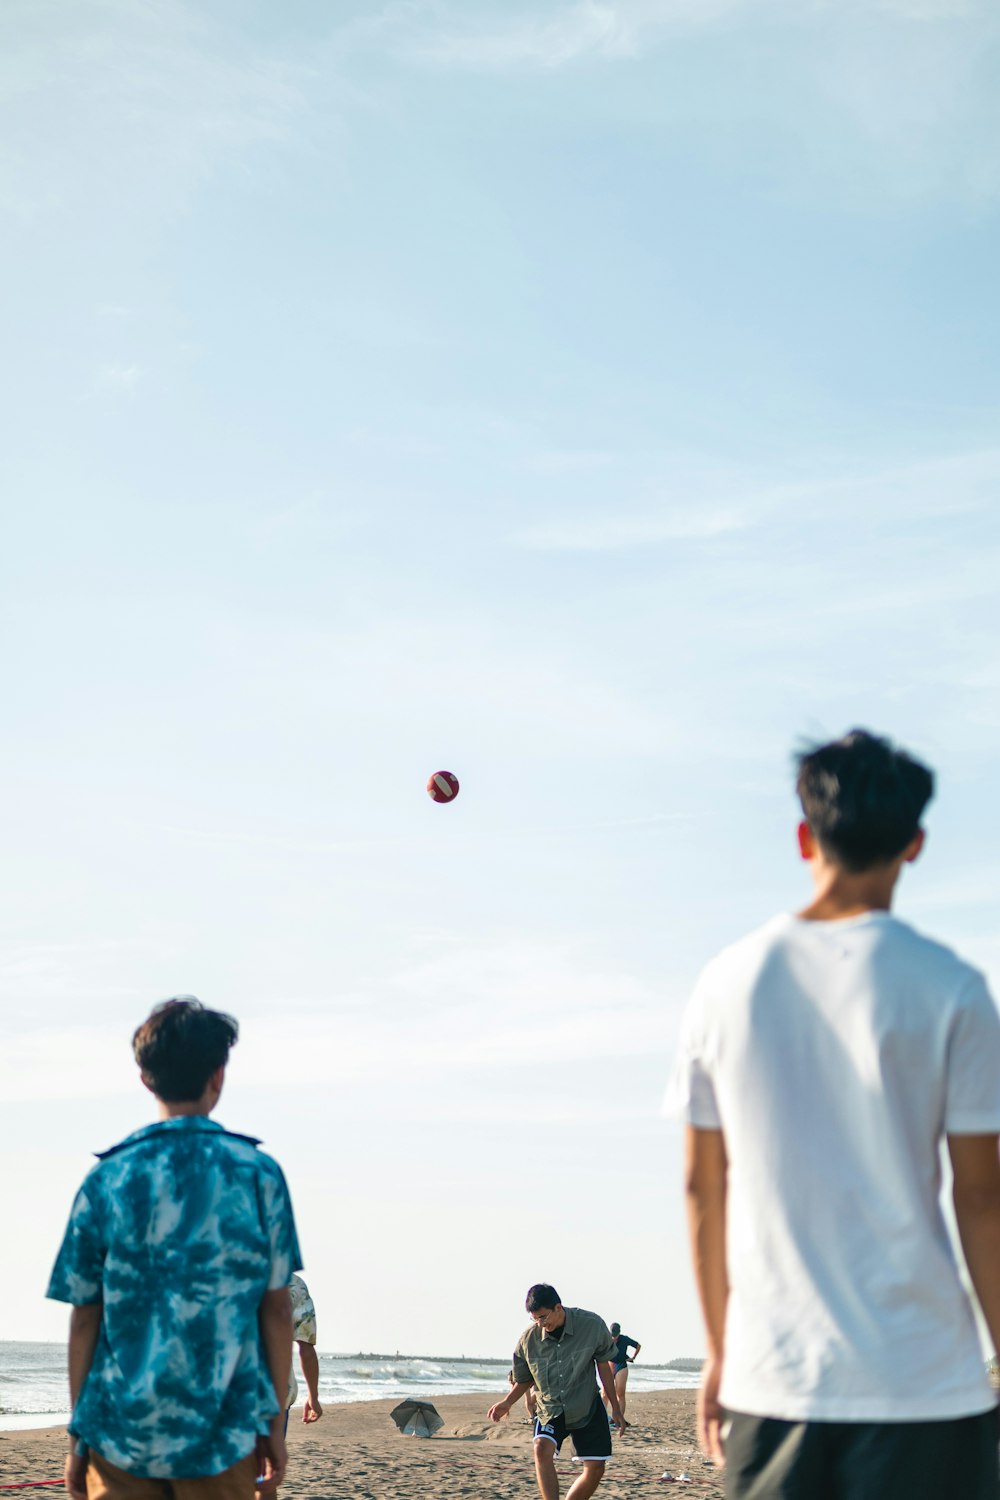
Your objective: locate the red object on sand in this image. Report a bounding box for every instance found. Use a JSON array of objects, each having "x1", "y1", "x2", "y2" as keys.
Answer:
[{"x1": 427, "y1": 770, "x2": 460, "y2": 803}]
